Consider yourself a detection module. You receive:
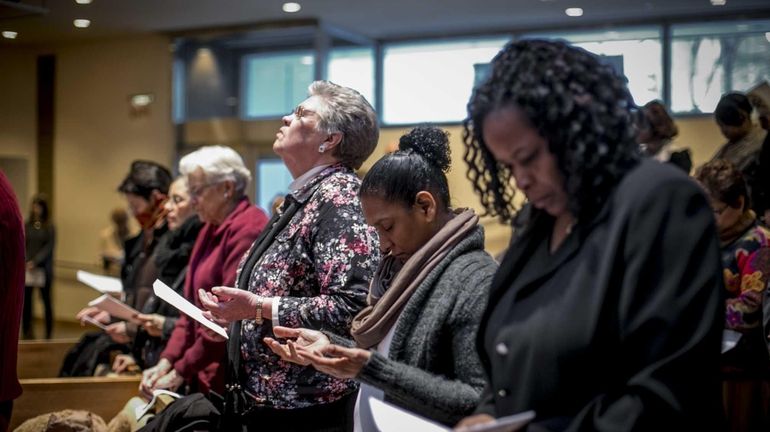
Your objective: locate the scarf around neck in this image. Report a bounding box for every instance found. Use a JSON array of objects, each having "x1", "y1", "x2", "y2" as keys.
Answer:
[{"x1": 350, "y1": 208, "x2": 479, "y2": 349}]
